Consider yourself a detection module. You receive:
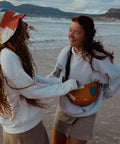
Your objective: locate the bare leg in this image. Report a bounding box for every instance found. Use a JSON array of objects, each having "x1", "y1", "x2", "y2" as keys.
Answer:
[
  {"x1": 66, "y1": 137, "x2": 87, "y2": 144},
  {"x1": 52, "y1": 128, "x2": 67, "y2": 144}
]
